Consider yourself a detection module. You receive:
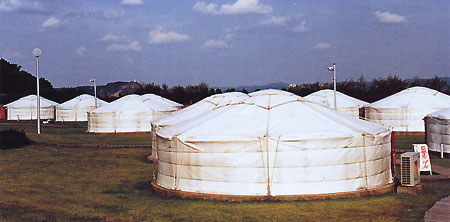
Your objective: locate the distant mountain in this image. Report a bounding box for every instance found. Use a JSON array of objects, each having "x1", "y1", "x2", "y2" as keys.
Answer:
[
  {"x1": 74, "y1": 81, "x2": 142, "y2": 98},
  {"x1": 216, "y1": 82, "x2": 290, "y2": 92}
]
